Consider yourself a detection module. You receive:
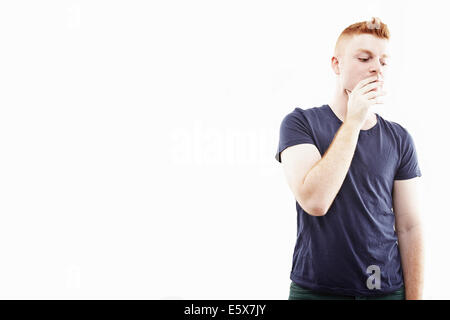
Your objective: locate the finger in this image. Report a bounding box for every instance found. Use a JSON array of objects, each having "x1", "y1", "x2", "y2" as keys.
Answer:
[
  {"x1": 365, "y1": 90, "x2": 386, "y2": 100},
  {"x1": 373, "y1": 96, "x2": 386, "y2": 104},
  {"x1": 361, "y1": 81, "x2": 384, "y2": 94},
  {"x1": 353, "y1": 75, "x2": 379, "y2": 92}
]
